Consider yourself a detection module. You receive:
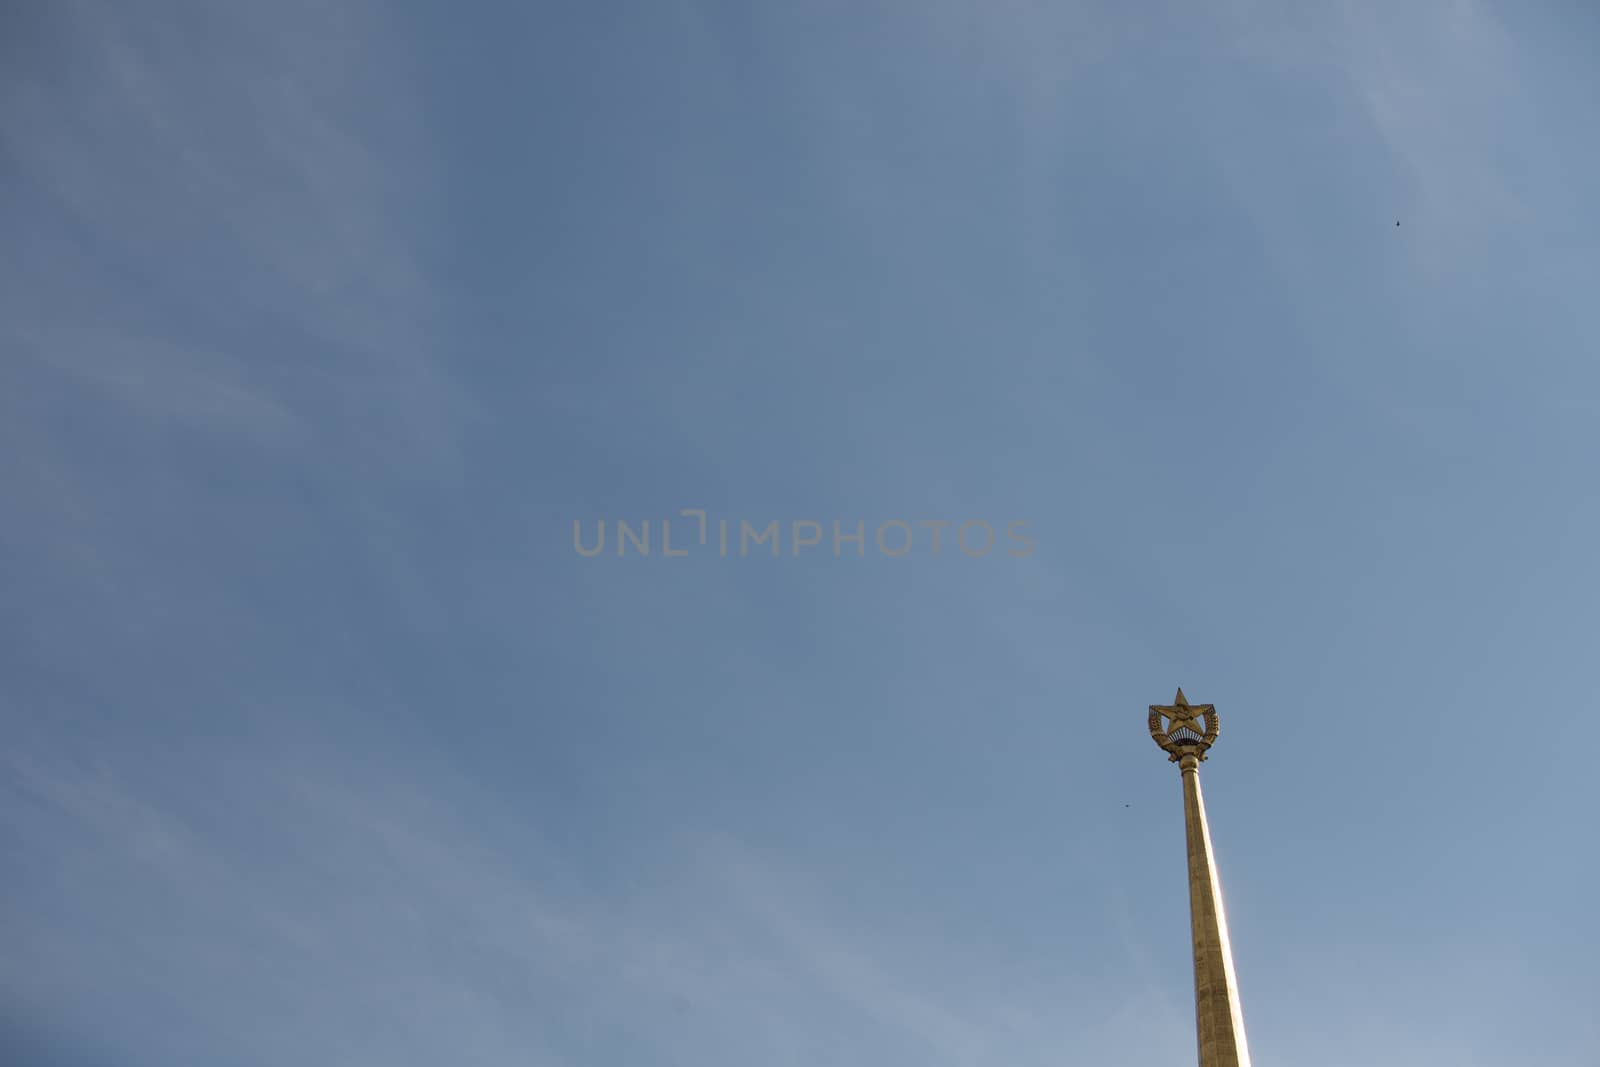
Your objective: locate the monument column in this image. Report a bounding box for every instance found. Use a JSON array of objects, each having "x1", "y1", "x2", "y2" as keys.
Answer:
[{"x1": 1150, "y1": 689, "x2": 1252, "y2": 1067}]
